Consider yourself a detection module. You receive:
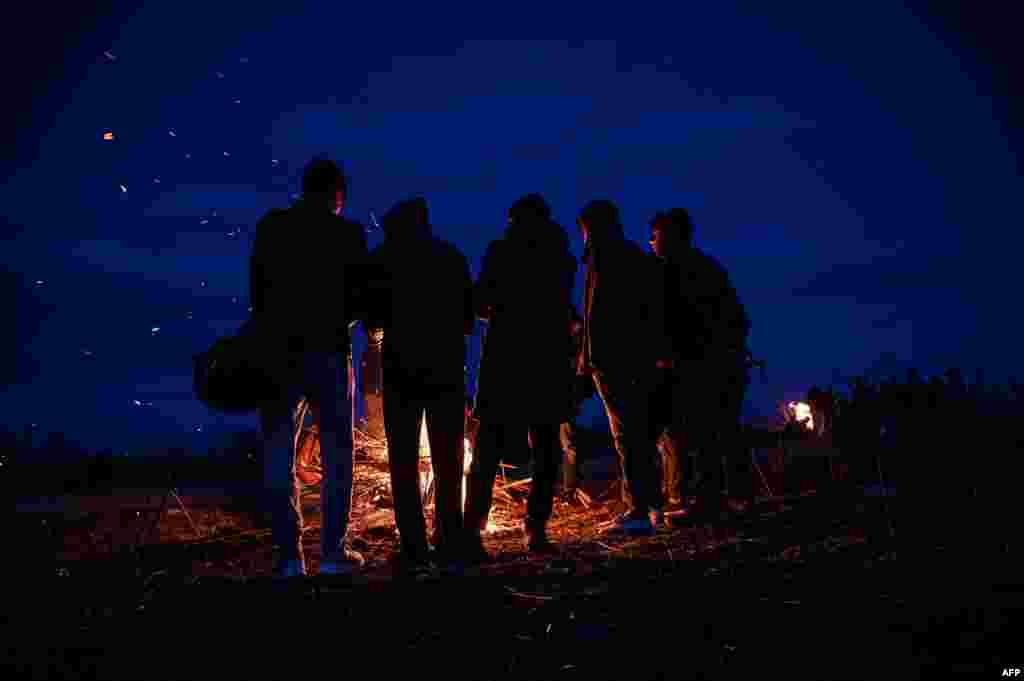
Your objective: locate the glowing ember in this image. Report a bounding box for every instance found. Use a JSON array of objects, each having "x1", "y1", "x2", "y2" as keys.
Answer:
[
  {"x1": 102, "y1": 131, "x2": 114, "y2": 141},
  {"x1": 788, "y1": 401, "x2": 814, "y2": 431}
]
